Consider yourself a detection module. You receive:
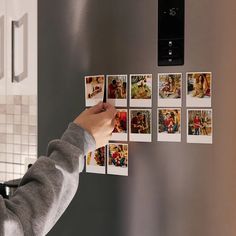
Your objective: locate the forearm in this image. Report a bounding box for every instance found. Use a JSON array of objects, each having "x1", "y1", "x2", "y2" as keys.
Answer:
[{"x1": 0, "y1": 123, "x2": 95, "y2": 236}]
